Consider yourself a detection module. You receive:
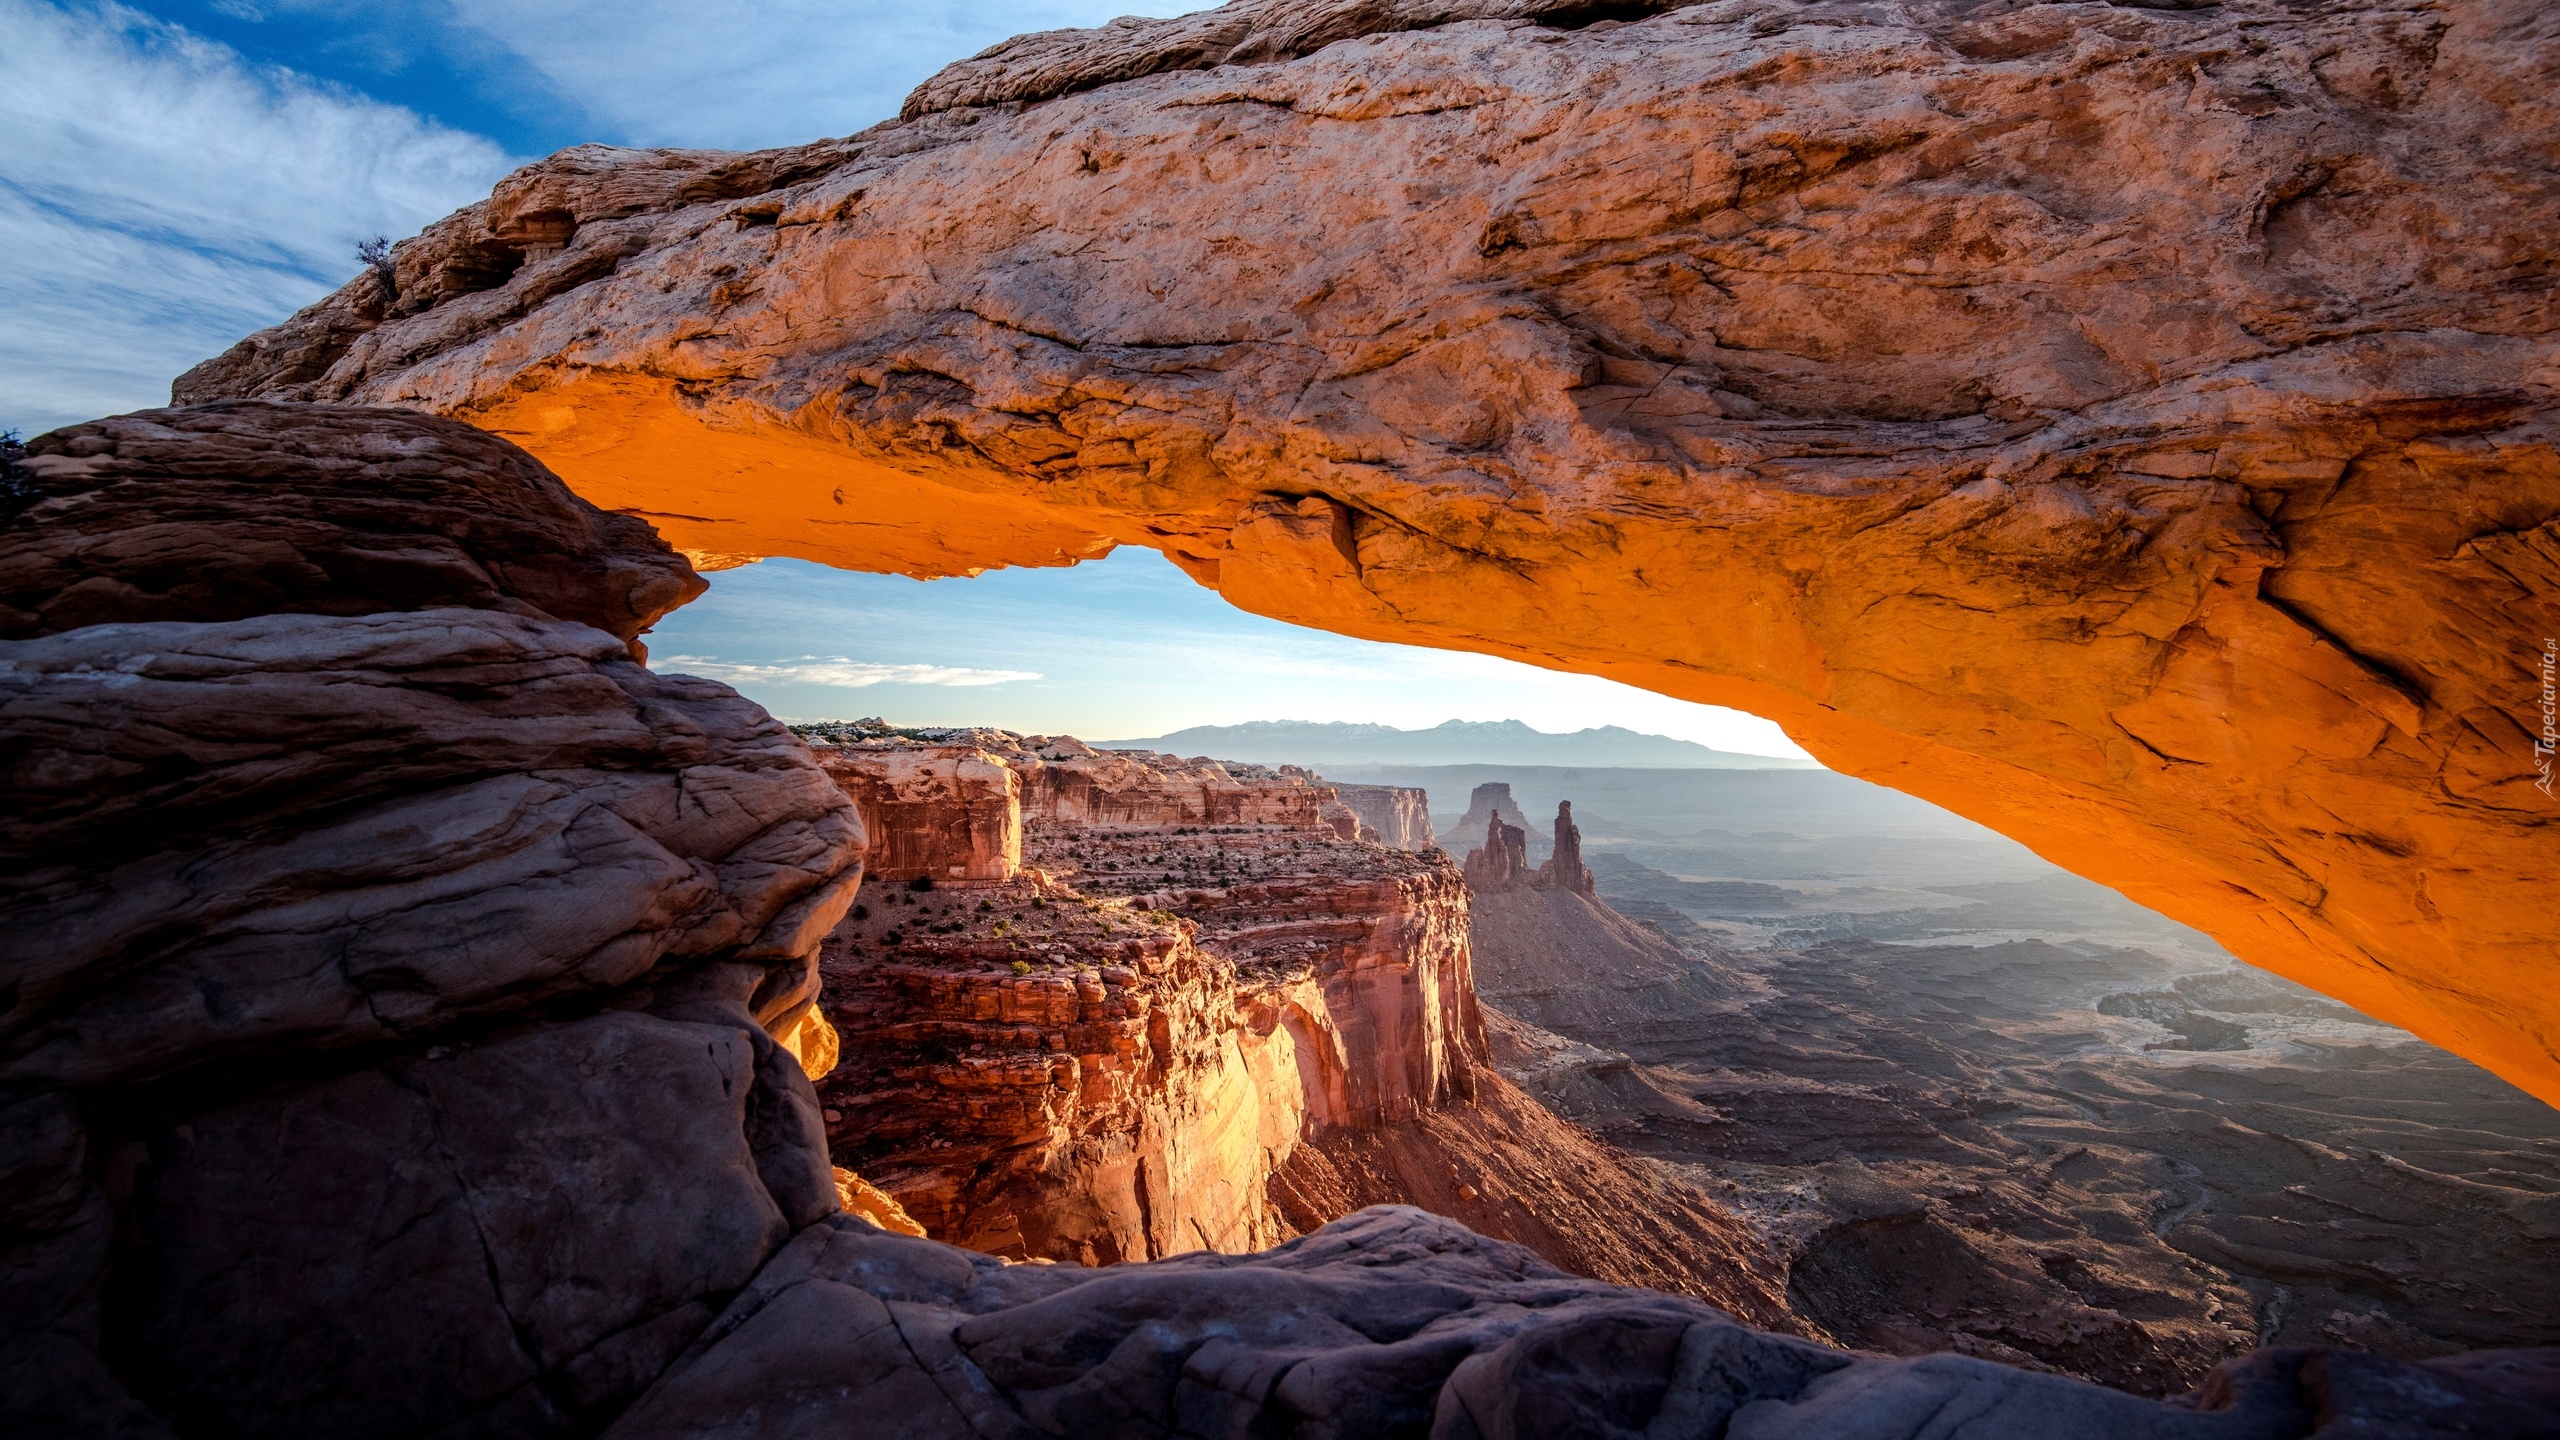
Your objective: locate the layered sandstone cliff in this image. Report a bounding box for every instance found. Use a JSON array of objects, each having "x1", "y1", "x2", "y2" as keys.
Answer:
[
  {"x1": 1332, "y1": 781, "x2": 1436, "y2": 850},
  {"x1": 175, "y1": 0, "x2": 2560, "y2": 1105},
  {"x1": 798, "y1": 733, "x2": 1485, "y2": 1255},
  {"x1": 799, "y1": 729, "x2": 1808, "y2": 1321}
]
